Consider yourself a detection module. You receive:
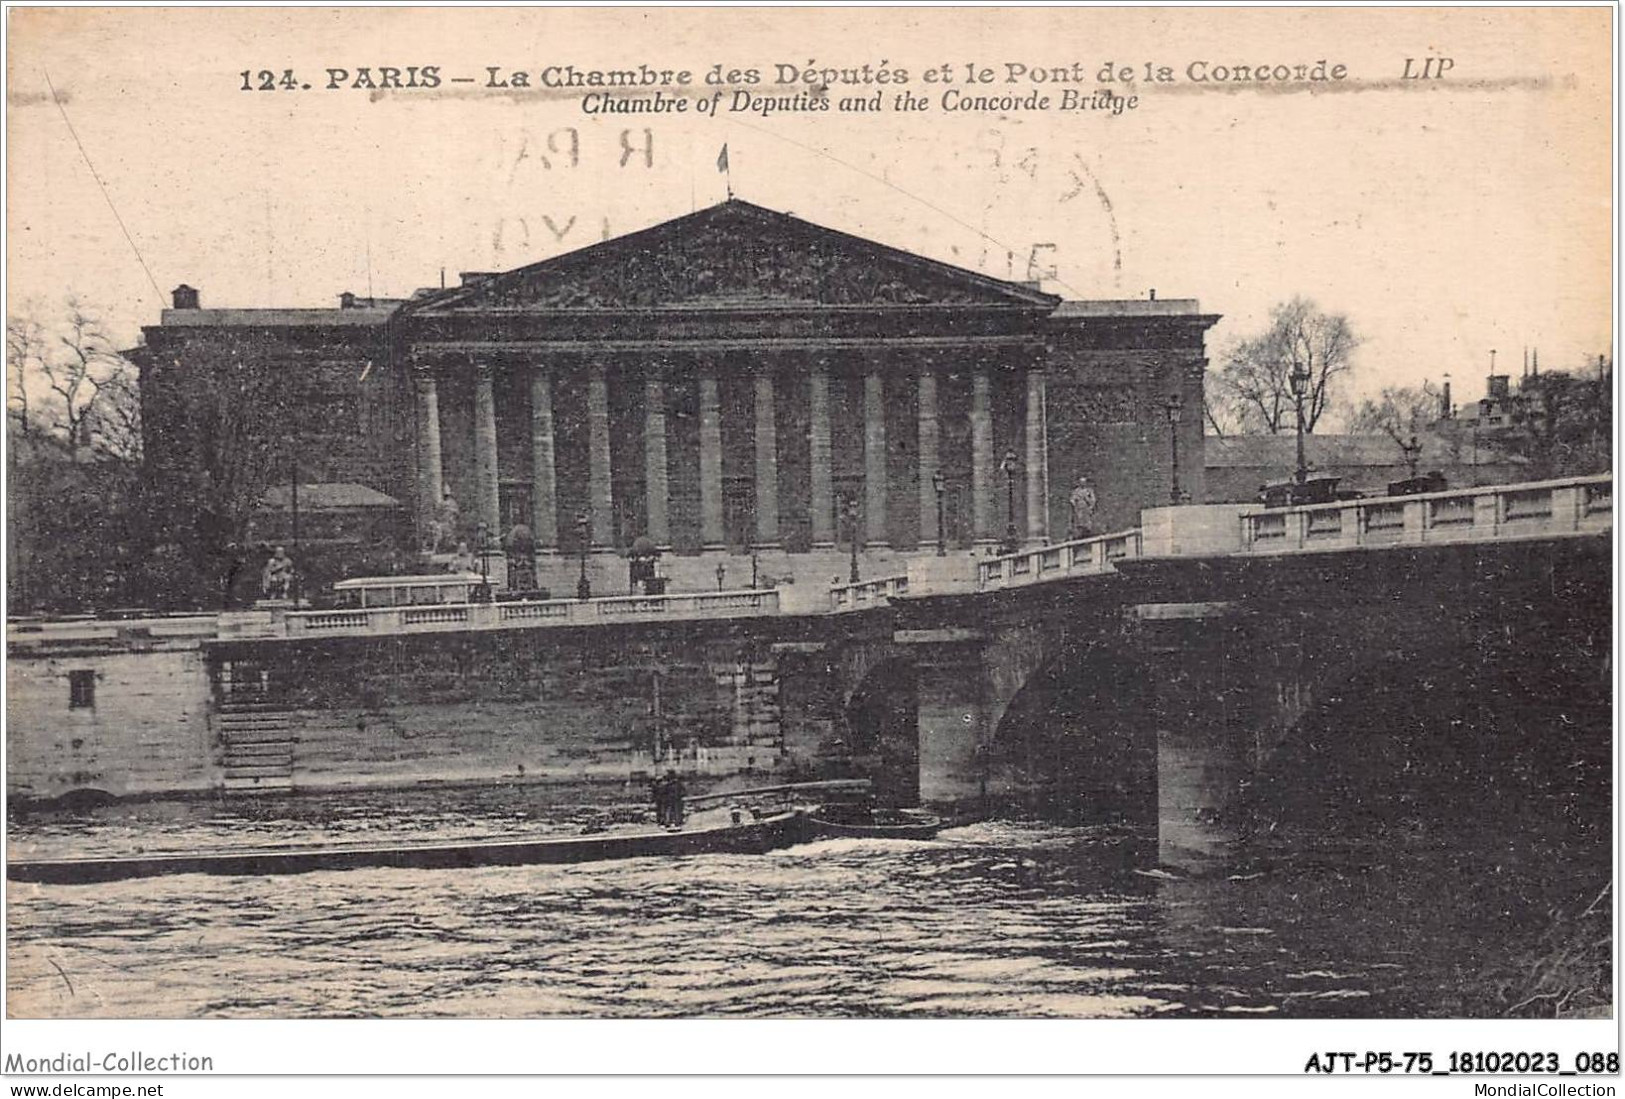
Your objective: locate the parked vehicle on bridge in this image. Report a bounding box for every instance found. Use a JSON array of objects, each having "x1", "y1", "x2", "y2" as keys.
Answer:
[
  {"x1": 1258, "y1": 476, "x2": 1363, "y2": 508},
  {"x1": 1385, "y1": 471, "x2": 1450, "y2": 497}
]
